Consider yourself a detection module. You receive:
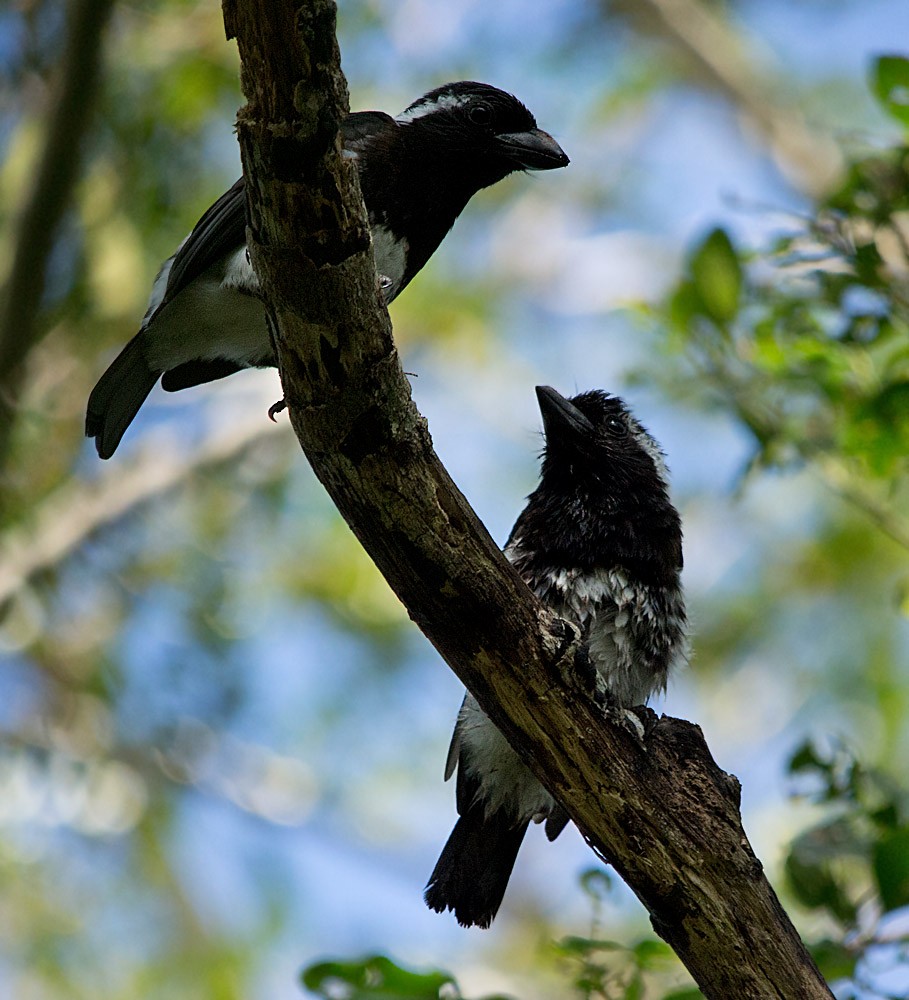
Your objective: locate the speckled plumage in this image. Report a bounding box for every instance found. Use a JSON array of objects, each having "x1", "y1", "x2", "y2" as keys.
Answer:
[{"x1": 425, "y1": 386, "x2": 687, "y2": 928}]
